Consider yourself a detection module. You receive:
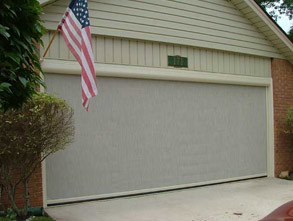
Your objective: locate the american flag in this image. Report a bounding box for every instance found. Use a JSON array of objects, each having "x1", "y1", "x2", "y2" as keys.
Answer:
[{"x1": 58, "y1": 0, "x2": 98, "y2": 111}]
